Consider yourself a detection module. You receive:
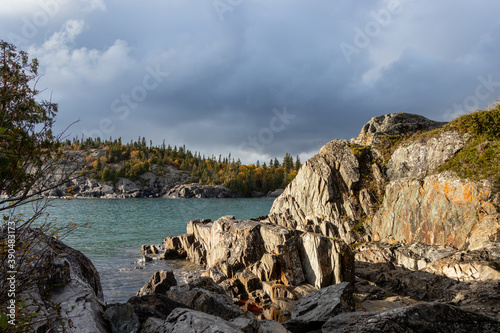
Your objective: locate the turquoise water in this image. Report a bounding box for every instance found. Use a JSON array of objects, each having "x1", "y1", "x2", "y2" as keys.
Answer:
[{"x1": 16, "y1": 198, "x2": 275, "y2": 303}]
